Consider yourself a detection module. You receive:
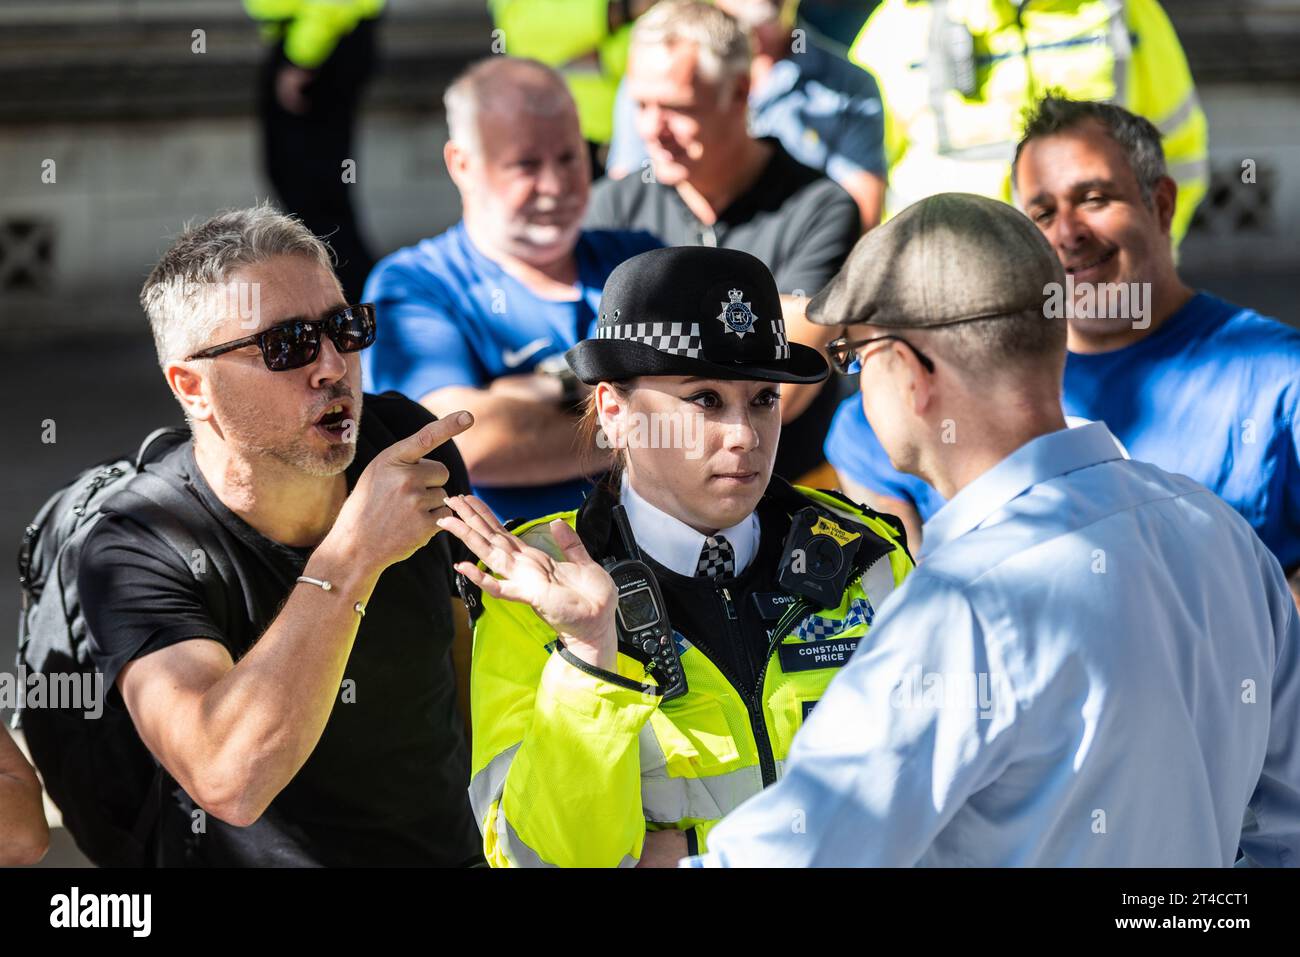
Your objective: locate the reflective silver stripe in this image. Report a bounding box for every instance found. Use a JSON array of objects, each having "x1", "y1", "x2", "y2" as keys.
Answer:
[
  {"x1": 925, "y1": 1, "x2": 1016, "y2": 161},
  {"x1": 495, "y1": 800, "x2": 637, "y2": 868},
  {"x1": 1155, "y1": 92, "x2": 1202, "y2": 136},
  {"x1": 468, "y1": 743, "x2": 520, "y2": 831},
  {"x1": 862, "y1": 552, "x2": 898, "y2": 608},
  {"x1": 1104, "y1": 0, "x2": 1131, "y2": 105},
  {"x1": 497, "y1": 811, "x2": 557, "y2": 868},
  {"x1": 927, "y1": 0, "x2": 953, "y2": 155},
  {"x1": 642, "y1": 764, "x2": 764, "y2": 823},
  {"x1": 1168, "y1": 157, "x2": 1209, "y2": 184},
  {"x1": 638, "y1": 721, "x2": 670, "y2": 775}
]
